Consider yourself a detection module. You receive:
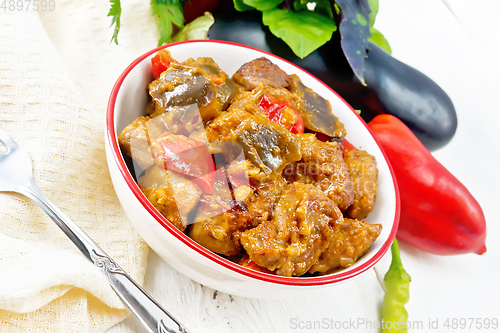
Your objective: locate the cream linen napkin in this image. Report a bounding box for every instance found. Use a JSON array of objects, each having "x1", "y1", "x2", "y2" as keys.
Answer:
[{"x1": 0, "y1": 1, "x2": 162, "y2": 331}]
